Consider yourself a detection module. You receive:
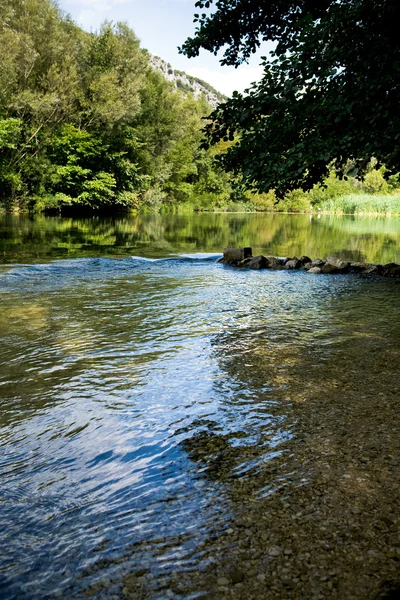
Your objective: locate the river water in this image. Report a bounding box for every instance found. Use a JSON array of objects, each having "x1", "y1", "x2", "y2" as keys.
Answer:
[{"x1": 0, "y1": 213, "x2": 399, "y2": 599}]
